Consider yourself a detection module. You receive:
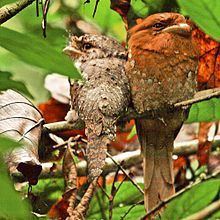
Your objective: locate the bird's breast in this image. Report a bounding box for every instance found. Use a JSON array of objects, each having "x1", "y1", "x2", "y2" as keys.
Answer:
[{"x1": 126, "y1": 50, "x2": 197, "y2": 114}]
